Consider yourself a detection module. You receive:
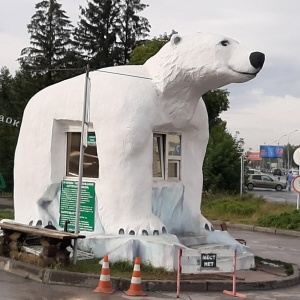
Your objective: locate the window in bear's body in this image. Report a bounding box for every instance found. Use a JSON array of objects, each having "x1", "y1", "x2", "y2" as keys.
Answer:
[
  {"x1": 66, "y1": 132, "x2": 99, "y2": 178},
  {"x1": 153, "y1": 133, "x2": 181, "y2": 181}
]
